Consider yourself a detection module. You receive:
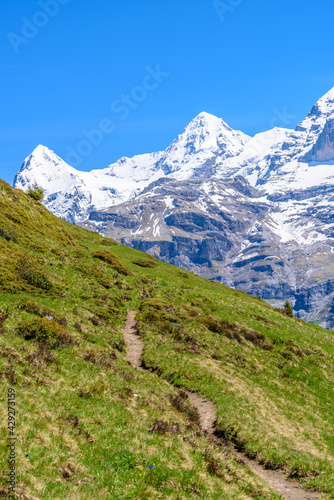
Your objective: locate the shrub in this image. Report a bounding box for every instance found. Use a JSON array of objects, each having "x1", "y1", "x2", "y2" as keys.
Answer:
[
  {"x1": 191, "y1": 295, "x2": 217, "y2": 311},
  {"x1": 19, "y1": 298, "x2": 54, "y2": 317},
  {"x1": 17, "y1": 259, "x2": 53, "y2": 291},
  {"x1": 138, "y1": 298, "x2": 180, "y2": 329},
  {"x1": 132, "y1": 259, "x2": 157, "y2": 268},
  {"x1": 89, "y1": 316, "x2": 101, "y2": 326},
  {"x1": 101, "y1": 238, "x2": 118, "y2": 246},
  {"x1": 19, "y1": 299, "x2": 67, "y2": 326},
  {"x1": 92, "y1": 250, "x2": 133, "y2": 276},
  {"x1": 27, "y1": 183, "x2": 45, "y2": 202},
  {"x1": 16, "y1": 318, "x2": 74, "y2": 349},
  {"x1": 0, "y1": 227, "x2": 17, "y2": 243}
]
